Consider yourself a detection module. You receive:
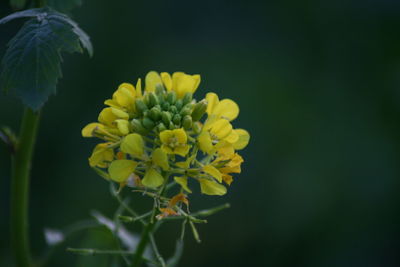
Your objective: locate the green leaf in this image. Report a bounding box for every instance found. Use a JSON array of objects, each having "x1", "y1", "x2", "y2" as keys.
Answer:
[
  {"x1": 0, "y1": 7, "x2": 92, "y2": 110},
  {"x1": 47, "y1": 0, "x2": 82, "y2": 12}
]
